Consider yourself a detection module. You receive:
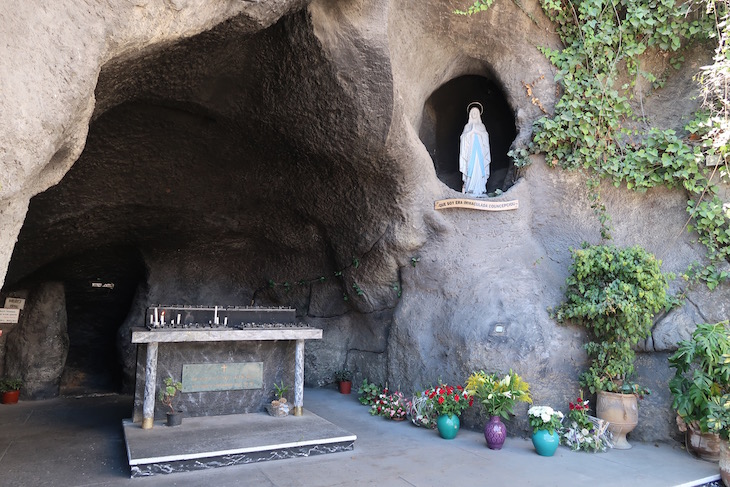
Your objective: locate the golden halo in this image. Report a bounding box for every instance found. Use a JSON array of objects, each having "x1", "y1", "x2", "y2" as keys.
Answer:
[{"x1": 467, "y1": 101, "x2": 484, "y2": 115}]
